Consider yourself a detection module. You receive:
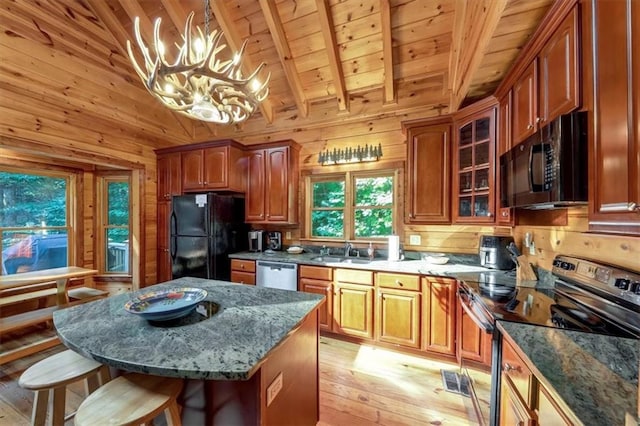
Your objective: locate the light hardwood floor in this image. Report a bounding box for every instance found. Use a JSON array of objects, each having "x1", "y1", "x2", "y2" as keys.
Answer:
[{"x1": 0, "y1": 329, "x2": 487, "y2": 425}]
